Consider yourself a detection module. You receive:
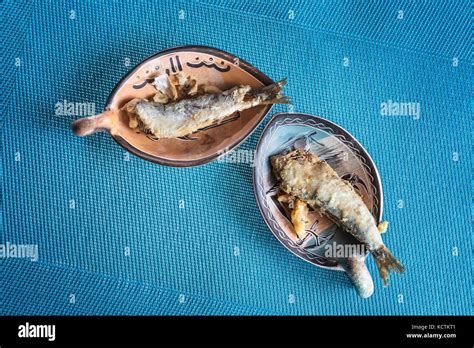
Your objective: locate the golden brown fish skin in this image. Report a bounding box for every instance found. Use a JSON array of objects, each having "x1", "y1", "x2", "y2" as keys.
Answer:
[
  {"x1": 271, "y1": 149, "x2": 404, "y2": 286},
  {"x1": 126, "y1": 79, "x2": 289, "y2": 139}
]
